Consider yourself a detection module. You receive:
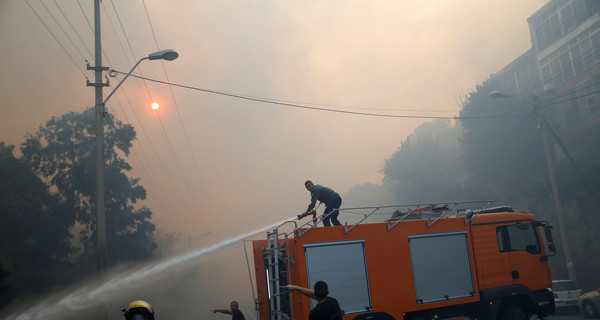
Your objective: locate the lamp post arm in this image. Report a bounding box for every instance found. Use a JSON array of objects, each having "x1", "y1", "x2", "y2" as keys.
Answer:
[{"x1": 103, "y1": 56, "x2": 148, "y2": 105}]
